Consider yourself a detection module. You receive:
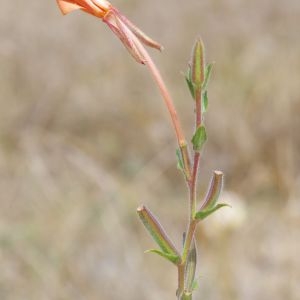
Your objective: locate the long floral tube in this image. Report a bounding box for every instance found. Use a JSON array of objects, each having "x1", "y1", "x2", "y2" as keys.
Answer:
[{"x1": 56, "y1": 0, "x2": 162, "y2": 64}]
